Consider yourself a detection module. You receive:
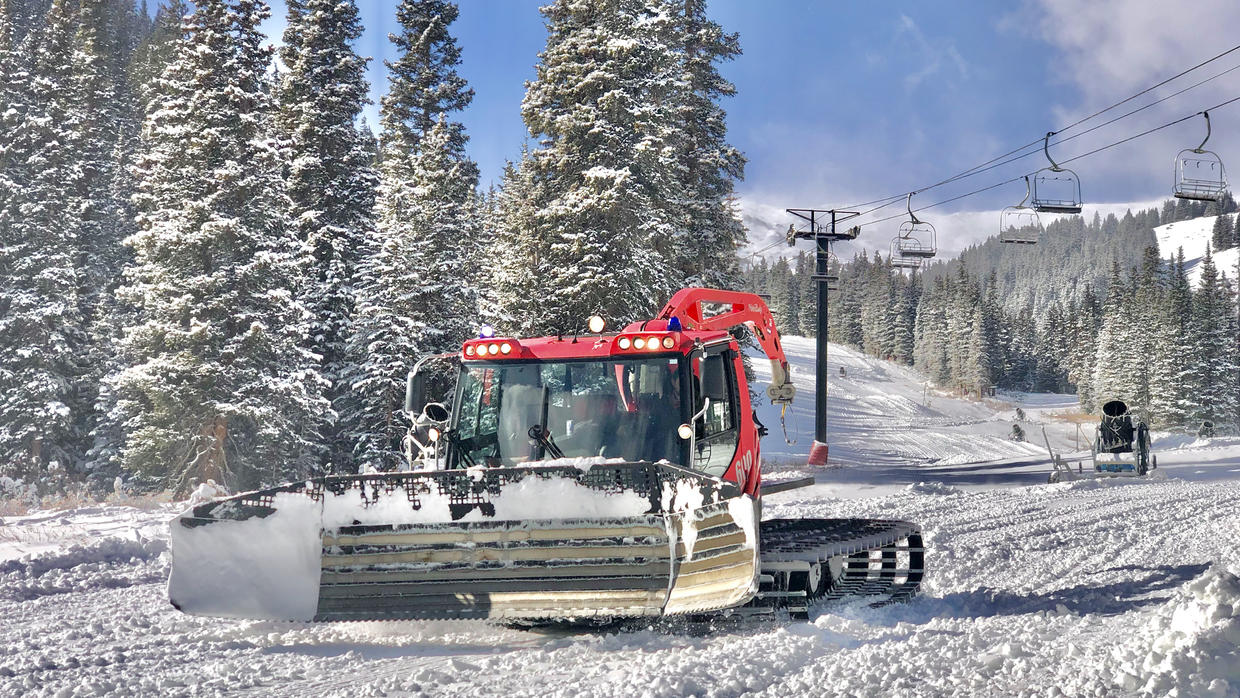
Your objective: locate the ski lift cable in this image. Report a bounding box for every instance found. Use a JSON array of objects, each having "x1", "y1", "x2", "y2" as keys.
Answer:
[
  {"x1": 908, "y1": 59, "x2": 1240, "y2": 195},
  {"x1": 835, "y1": 42, "x2": 1240, "y2": 212},
  {"x1": 847, "y1": 94, "x2": 1240, "y2": 232}
]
